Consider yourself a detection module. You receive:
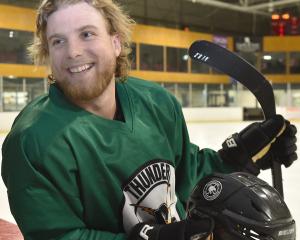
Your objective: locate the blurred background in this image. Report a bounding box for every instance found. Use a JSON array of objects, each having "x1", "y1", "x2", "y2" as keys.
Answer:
[
  {"x1": 0, "y1": 0, "x2": 300, "y2": 237},
  {"x1": 0, "y1": 0, "x2": 299, "y2": 119}
]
